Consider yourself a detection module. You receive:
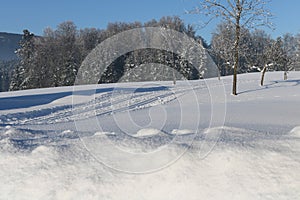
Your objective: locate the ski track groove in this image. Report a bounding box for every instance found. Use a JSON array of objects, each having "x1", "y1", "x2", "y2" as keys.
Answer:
[
  {"x1": 0, "y1": 78, "x2": 257, "y2": 126},
  {"x1": 0, "y1": 86, "x2": 189, "y2": 125}
]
